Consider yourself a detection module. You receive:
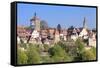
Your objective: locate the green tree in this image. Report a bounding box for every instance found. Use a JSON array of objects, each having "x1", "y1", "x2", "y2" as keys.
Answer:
[
  {"x1": 74, "y1": 38, "x2": 85, "y2": 61},
  {"x1": 74, "y1": 39, "x2": 96, "y2": 61},
  {"x1": 41, "y1": 56, "x2": 52, "y2": 63},
  {"x1": 56, "y1": 41, "x2": 76, "y2": 60},
  {"x1": 26, "y1": 44, "x2": 41, "y2": 64},
  {"x1": 43, "y1": 44, "x2": 50, "y2": 52},
  {"x1": 40, "y1": 20, "x2": 48, "y2": 30},
  {"x1": 20, "y1": 43, "x2": 28, "y2": 49},
  {"x1": 75, "y1": 39, "x2": 85, "y2": 53},
  {"x1": 17, "y1": 49, "x2": 28, "y2": 64},
  {"x1": 49, "y1": 44, "x2": 71, "y2": 62},
  {"x1": 82, "y1": 49, "x2": 96, "y2": 61},
  {"x1": 90, "y1": 47, "x2": 96, "y2": 56}
]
